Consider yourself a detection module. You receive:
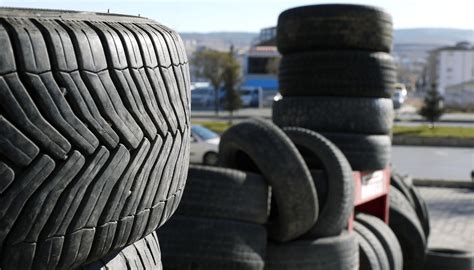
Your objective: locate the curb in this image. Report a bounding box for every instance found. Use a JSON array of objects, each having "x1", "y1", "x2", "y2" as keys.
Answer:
[
  {"x1": 413, "y1": 179, "x2": 474, "y2": 189},
  {"x1": 393, "y1": 136, "x2": 474, "y2": 148}
]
